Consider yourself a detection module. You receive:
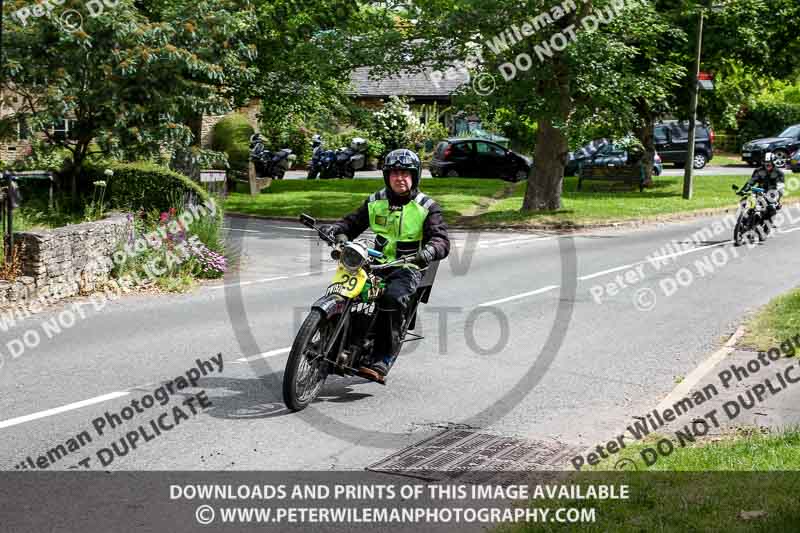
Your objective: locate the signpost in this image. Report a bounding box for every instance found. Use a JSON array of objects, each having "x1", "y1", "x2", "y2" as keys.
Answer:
[
  {"x1": 248, "y1": 161, "x2": 272, "y2": 196},
  {"x1": 199, "y1": 170, "x2": 226, "y2": 196}
]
